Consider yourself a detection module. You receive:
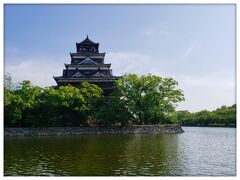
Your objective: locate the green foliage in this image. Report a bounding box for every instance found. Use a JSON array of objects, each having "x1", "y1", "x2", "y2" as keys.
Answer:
[
  {"x1": 4, "y1": 75, "x2": 103, "y2": 127},
  {"x1": 29, "y1": 85, "x2": 86, "y2": 127},
  {"x1": 96, "y1": 93, "x2": 132, "y2": 126},
  {"x1": 115, "y1": 73, "x2": 185, "y2": 125},
  {"x1": 39, "y1": 84, "x2": 103, "y2": 127},
  {"x1": 4, "y1": 92, "x2": 23, "y2": 126},
  {"x1": 4, "y1": 73, "x2": 235, "y2": 128},
  {"x1": 4, "y1": 74, "x2": 23, "y2": 126},
  {"x1": 176, "y1": 104, "x2": 236, "y2": 127},
  {"x1": 4, "y1": 73, "x2": 185, "y2": 127}
]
